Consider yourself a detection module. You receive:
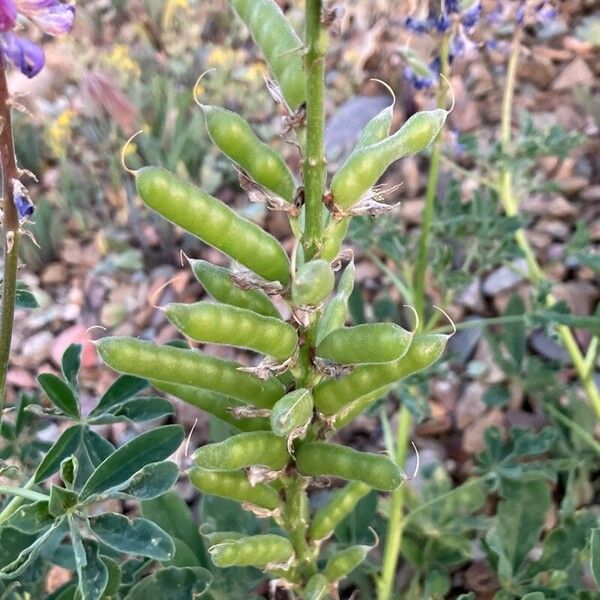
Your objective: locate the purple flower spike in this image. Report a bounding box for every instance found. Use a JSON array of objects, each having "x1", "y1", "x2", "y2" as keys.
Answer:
[
  {"x1": 404, "y1": 66, "x2": 436, "y2": 90},
  {"x1": 535, "y1": 2, "x2": 557, "y2": 24},
  {"x1": 403, "y1": 16, "x2": 430, "y2": 34},
  {"x1": 430, "y1": 13, "x2": 451, "y2": 33},
  {"x1": 461, "y1": 1, "x2": 482, "y2": 29},
  {"x1": 13, "y1": 182, "x2": 34, "y2": 221},
  {"x1": 444, "y1": 0, "x2": 461, "y2": 15},
  {"x1": 516, "y1": 1, "x2": 526, "y2": 24},
  {"x1": 28, "y1": 3, "x2": 74, "y2": 35},
  {"x1": 0, "y1": 0, "x2": 16, "y2": 31}
]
